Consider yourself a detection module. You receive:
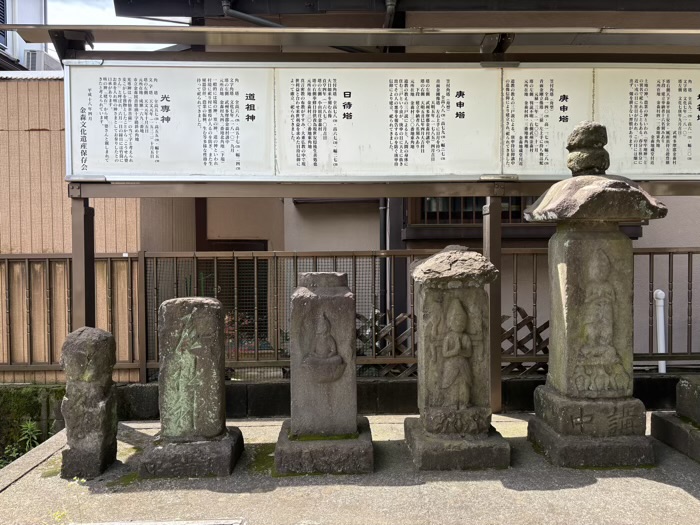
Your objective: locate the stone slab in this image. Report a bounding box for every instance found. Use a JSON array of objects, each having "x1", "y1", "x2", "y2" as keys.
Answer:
[
  {"x1": 404, "y1": 417, "x2": 510, "y2": 470},
  {"x1": 139, "y1": 427, "x2": 244, "y2": 478},
  {"x1": 274, "y1": 416, "x2": 374, "y2": 475},
  {"x1": 650, "y1": 412, "x2": 700, "y2": 463},
  {"x1": 676, "y1": 376, "x2": 700, "y2": 424},
  {"x1": 528, "y1": 416, "x2": 654, "y2": 468},
  {"x1": 534, "y1": 384, "x2": 646, "y2": 438}
]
